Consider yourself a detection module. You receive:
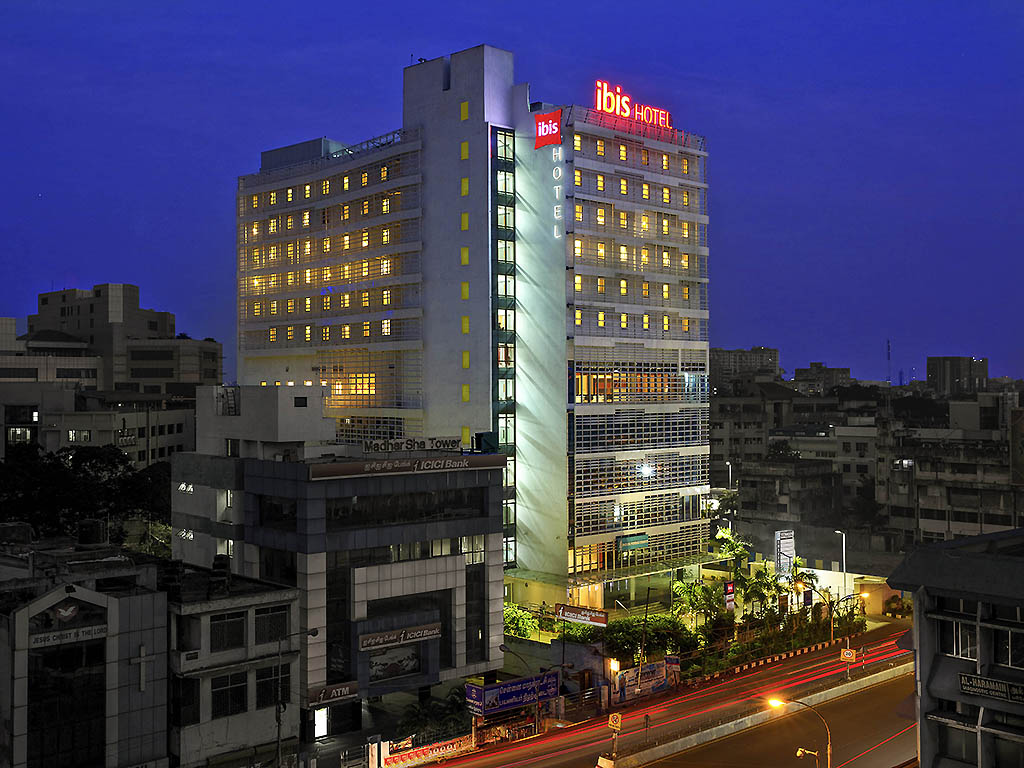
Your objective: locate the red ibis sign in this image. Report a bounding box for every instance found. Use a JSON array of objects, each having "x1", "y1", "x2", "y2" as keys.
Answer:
[
  {"x1": 534, "y1": 109, "x2": 562, "y2": 149},
  {"x1": 594, "y1": 80, "x2": 672, "y2": 128}
]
